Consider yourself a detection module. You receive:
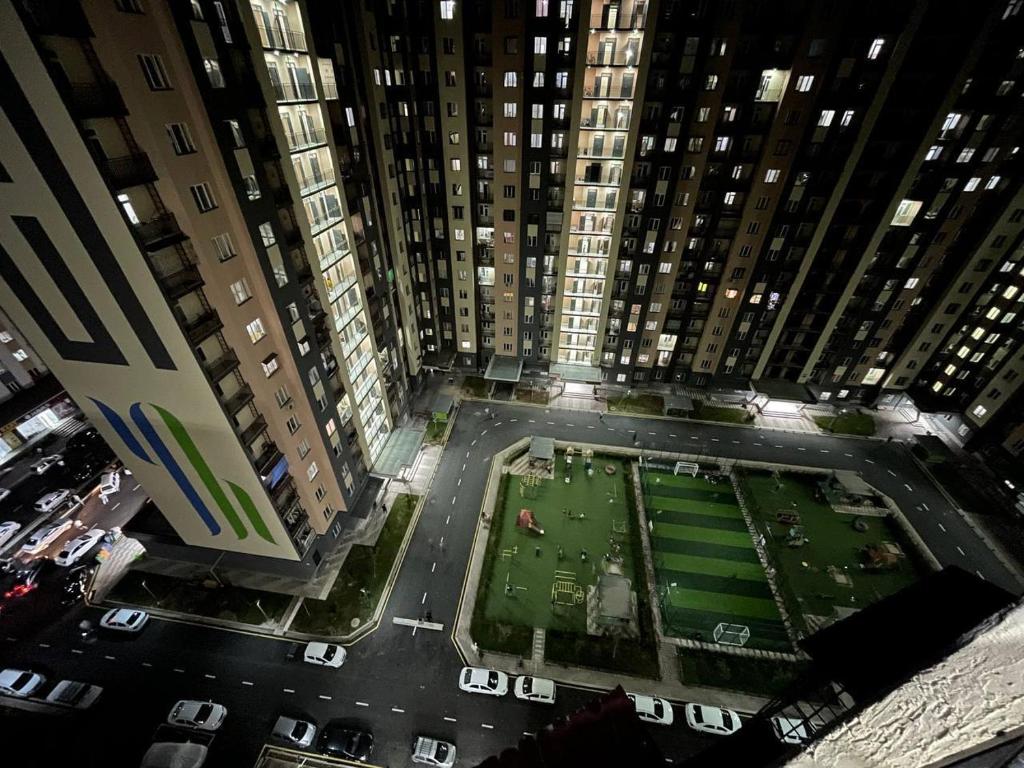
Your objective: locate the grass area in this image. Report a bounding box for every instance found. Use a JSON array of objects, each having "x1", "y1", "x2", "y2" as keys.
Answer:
[
  {"x1": 607, "y1": 392, "x2": 664, "y2": 416},
  {"x1": 515, "y1": 387, "x2": 549, "y2": 405},
  {"x1": 814, "y1": 411, "x2": 876, "y2": 436},
  {"x1": 691, "y1": 403, "x2": 752, "y2": 424},
  {"x1": 423, "y1": 419, "x2": 448, "y2": 445},
  {"x1": 462, "y1": 375, "x2": 488, "y2": 398},
  {"x1": 643, "y1": 469, "x2": 790, "y2": 652},
  {"x1": 109, "y1": 570, "x2": 292, "y2": 626},
  {"x1": 291, "y1": 494, "x2": 418, "y2": 636},
  {"x1": 738, "y1": 471, "x2": 928, "y2": 633},
  {"x1": 678, "y1": 648, "x2": 809, "y2": 697}
]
